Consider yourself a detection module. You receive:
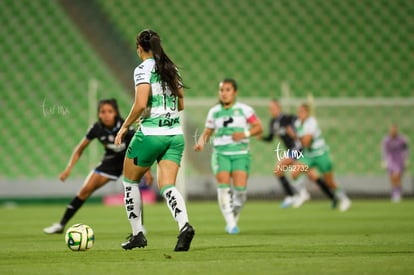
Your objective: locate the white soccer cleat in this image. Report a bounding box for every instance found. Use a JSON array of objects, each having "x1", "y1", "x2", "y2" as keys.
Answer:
[
  {"x1": 293, "y1": 189, "x2": 311, "y2": 208},
  {"x1": 339, "y1": 197, "x2": 351, "y2": 212},
  {"x1": 43, "y1": 223, "x2": 64, "y2": 234},
  {"x1": 225, "y1": 225, "x2": 240, "y2": 234},
  {"x1": 280, "y1": 196, "x2": 294, "y2": 209}
]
